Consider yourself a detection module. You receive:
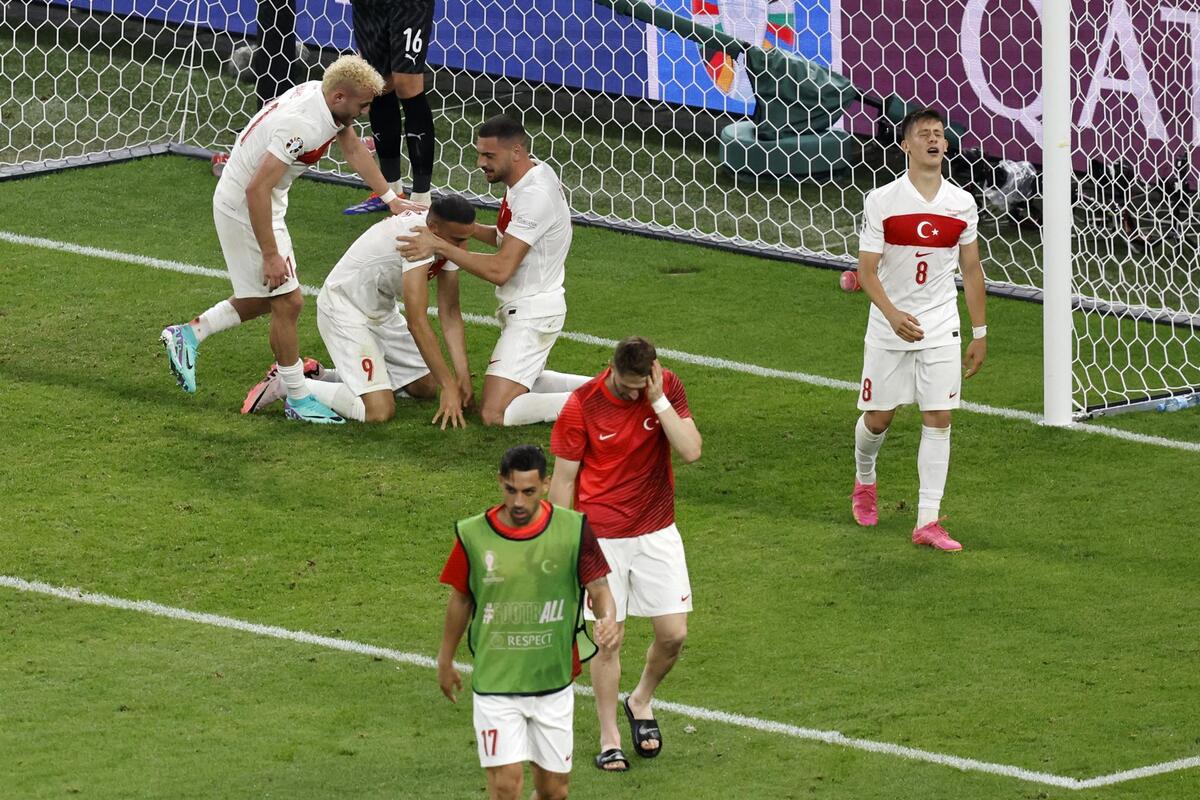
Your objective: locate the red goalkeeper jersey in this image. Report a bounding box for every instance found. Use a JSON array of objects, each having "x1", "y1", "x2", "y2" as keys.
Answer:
[{"x1": 550, "y1": 368, "x2": 691, "y2": 538}]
